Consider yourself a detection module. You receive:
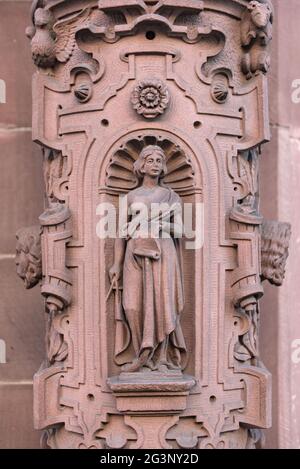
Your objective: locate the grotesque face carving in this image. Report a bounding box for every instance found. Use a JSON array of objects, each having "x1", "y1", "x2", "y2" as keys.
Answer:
[
  {"x1": 261, "y1": 221, "x2": 291, "y2": 287},
  {"x1": 248, "y1": 1, "x2": 272, "y2": 28},
  {"x1": 263, "y1": 241, "x2": 289, "y2": 286},
  {"x1": 16, "y1": 226, "x2": 42, "y2": 289}
]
